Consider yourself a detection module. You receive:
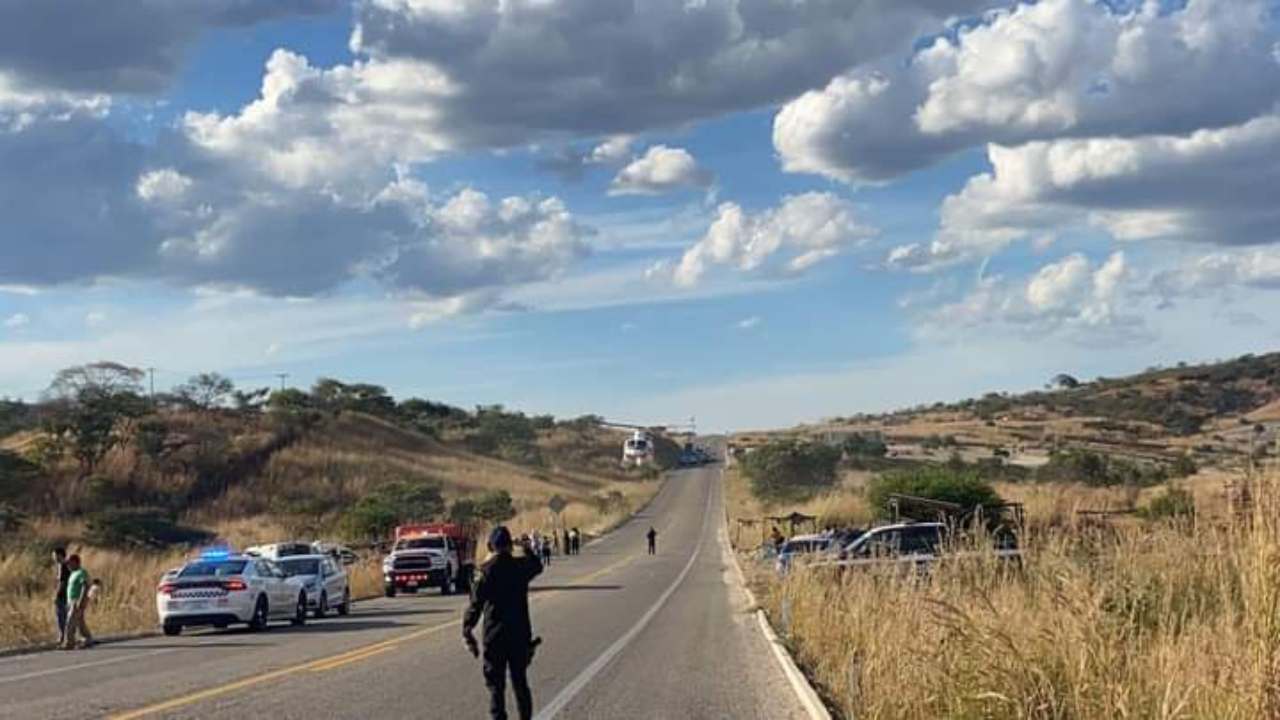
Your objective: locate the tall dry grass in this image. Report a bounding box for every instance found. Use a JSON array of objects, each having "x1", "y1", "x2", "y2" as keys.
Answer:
[{"x1": 755, "y1": 471, "x2": 1280, "y2": 719}]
